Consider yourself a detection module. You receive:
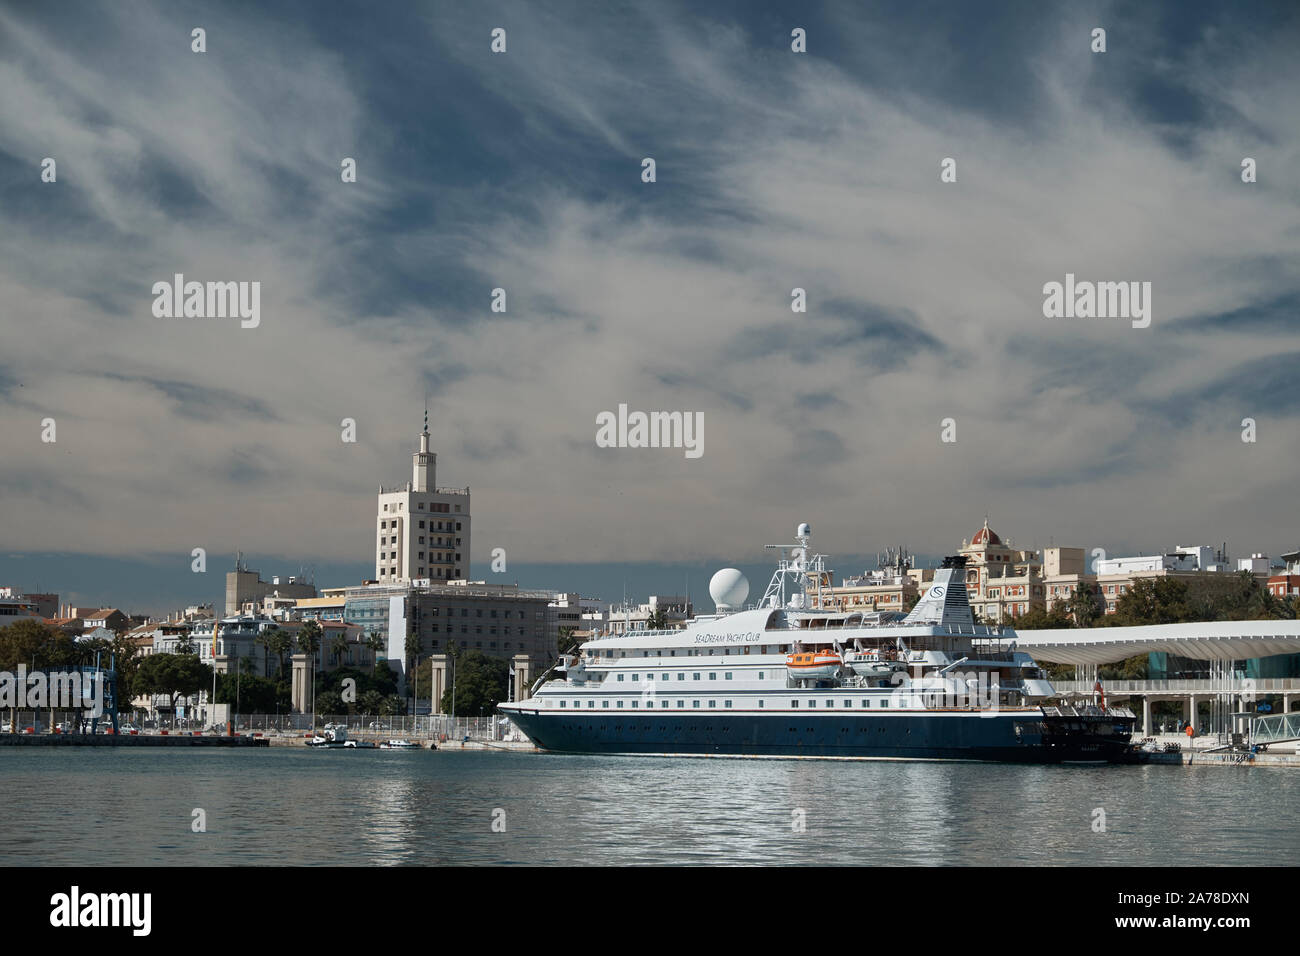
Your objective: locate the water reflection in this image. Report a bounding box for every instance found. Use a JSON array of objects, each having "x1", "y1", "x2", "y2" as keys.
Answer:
[{"x1": 1, "y1": 750, "x2": 1297, "y2": 866}]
